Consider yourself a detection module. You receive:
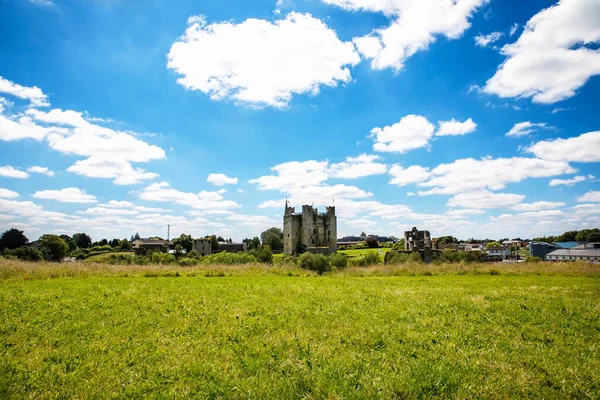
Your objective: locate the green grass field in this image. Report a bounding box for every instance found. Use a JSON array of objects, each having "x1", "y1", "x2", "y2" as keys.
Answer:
[
  {"x1": 1, "y1": 260, "x2": 599, "y2": 399},
  {"x1": 338, "y1": 247, "x2": 391, "y2": 262},
  {"x1": 83, "y1": 251, "x2": 135, "y2": 262}
]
